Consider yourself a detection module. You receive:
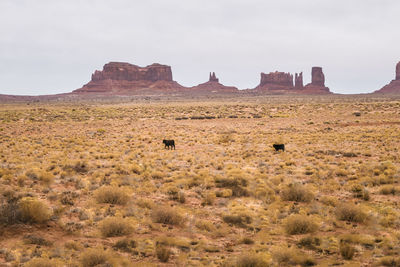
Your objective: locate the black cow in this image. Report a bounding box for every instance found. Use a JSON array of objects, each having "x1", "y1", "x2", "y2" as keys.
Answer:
[
  {"x1": 163, "y1": 139, "x2": 175, "y2": 150},
  {"x1": 273, "y1": 144, "x2": 285, "y2": 152}
]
